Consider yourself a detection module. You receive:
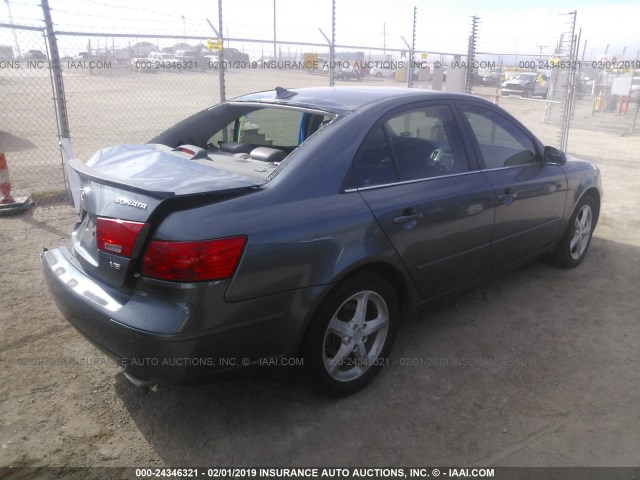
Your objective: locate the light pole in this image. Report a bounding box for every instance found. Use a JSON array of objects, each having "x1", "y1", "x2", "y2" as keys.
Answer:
[{"x1": 181, "y1": 15, "x2": 186, "y2": 43}]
